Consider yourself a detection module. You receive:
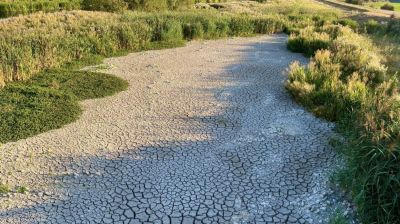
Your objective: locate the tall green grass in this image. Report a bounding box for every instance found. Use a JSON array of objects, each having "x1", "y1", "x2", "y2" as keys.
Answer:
[
  {"x1": 0, "y1": 9, "x2": 290, "y2": 143},
  {"x1": 0, "y1": 10, "x2": 287, "y2": 87},
  {"x1": 0, "y1": 0, "x2": 82, "y2": 18},
  {"x1": 286, "y1": 23, "x2": 400, "y2": 223}
]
